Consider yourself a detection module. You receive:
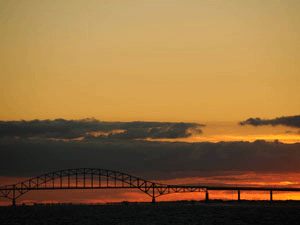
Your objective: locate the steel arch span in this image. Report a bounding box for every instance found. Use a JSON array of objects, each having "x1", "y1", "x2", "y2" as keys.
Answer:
[{"x1": 0, "y1": 168, "x2": 207, "y2": 205}]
